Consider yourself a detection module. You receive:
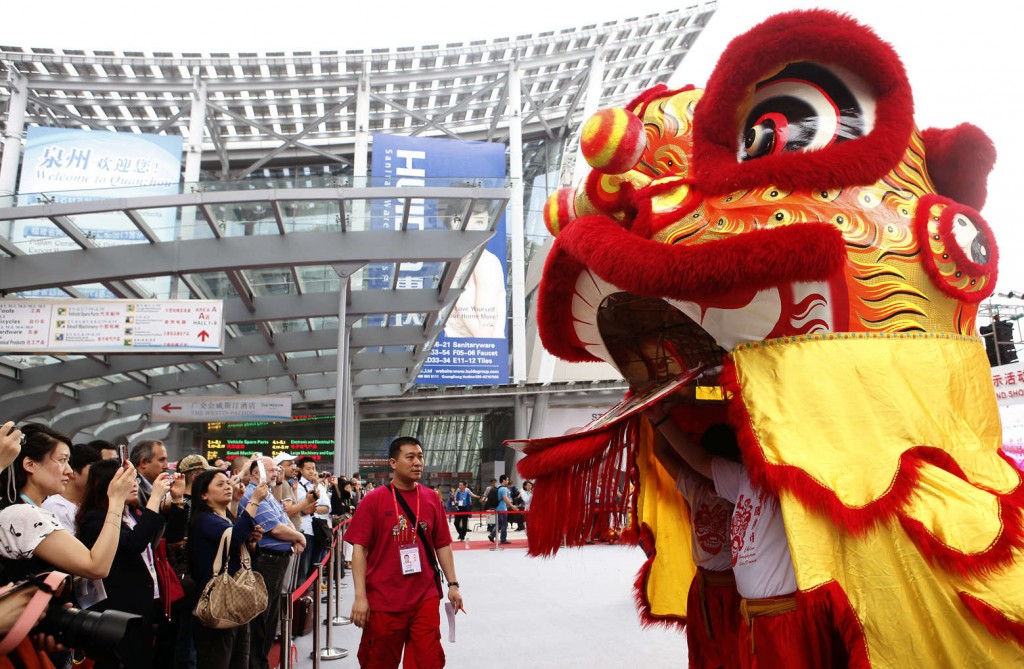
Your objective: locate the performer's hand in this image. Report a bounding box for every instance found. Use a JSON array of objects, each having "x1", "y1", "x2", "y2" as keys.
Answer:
[
  {"x1": 351, "y1": 595, "x2": 370, "y2": 628},
  {"x1": 448, "y1": 585, "x2": 465, "y2": 614}
]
